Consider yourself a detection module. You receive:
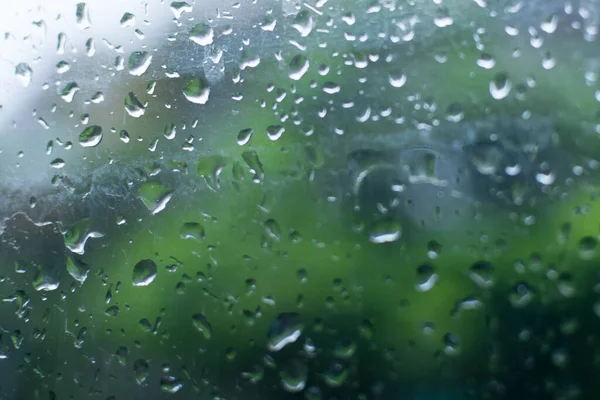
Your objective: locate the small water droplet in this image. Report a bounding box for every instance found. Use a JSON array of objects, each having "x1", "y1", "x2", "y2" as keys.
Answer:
[
  {"x1": 183, "y1": 77, "x2": 210, "y2": 104},
  {"x1": 120, "y1": 12, "x2": 135, "y2": 28},
  {"x1": 128, "y1": 51, "x2": 152, "y2": 76},
  {"x1": 50, "y1": 158, "x2": 65, "y2": 168},
  {"x1": 267, "y1": 313, "x2": 303, "y2": 351},
  {"x1": 242, "y1": 150, "x2": 264, "y2": 182},
  {"x1": 579, "y1": 236, "x2": 597, "y2": 260},
  {"x1": 192, "y1": 313, "x2": 212, "y2": 339},
  {"x1": 264, "y1": 219, "x2": 281, "y2": 241},
  {"x1": 160, "y1": 376, "x2": 183, "y2": 393},
  {"x1": 180, "y1": 222, "x2": 205, "y2": 241},
  {"x1": 289, "y1": 55, "x2": 309, "y2": 80},
  {"x1": 489, "y1": 73, "x2": 511, "y2": 100},
  {"x1": 79, "y1": 125, "x2": 103, "y2": 147},
  {"x1": 137, "y1": 181, "x2": 173, "y2": 215},
  {"x1": 56, "y1": 61, "x2": 70, "y2": 74},
  {"x1": 266, "y1": 125, "x2": 285, "y2": 141},
  {"x1": 124, "y1": 92, "x2": 146, "y2": 117},
  {"x1": 132, "y1": 259, "x2": 157, "y2": 287},
  {"x1": 415, "y1": 263, "x2": 438, "y2": 292},
  {"x1": 134, "y1": 359, "x2": 150, "y2": 385},
  {"x1": 15, "y1": 63, "x2": 33, "y2": 87},
  {"x1": 280, "y1": 359, "x2": 308, "y2": 393},
  {"x1": 190, "y1": 23, "x2": 214, "y2": 46},
  {"x1": 170, "y1": 1, "x2": 192, "y2": 18}
]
